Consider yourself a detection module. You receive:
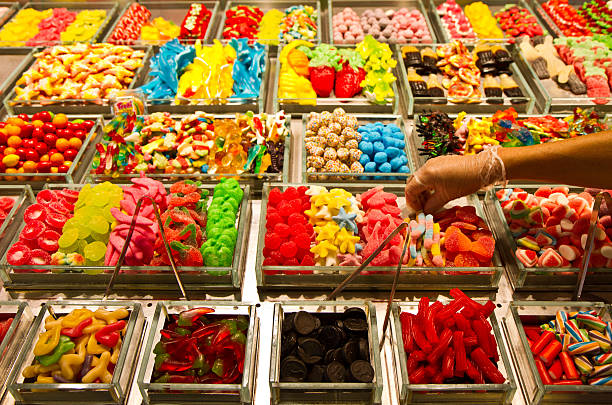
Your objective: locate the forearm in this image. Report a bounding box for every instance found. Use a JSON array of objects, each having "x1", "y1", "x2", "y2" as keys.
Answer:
[{"x1": 499, "y1": 131, "x2": 612, "y2": 189}]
